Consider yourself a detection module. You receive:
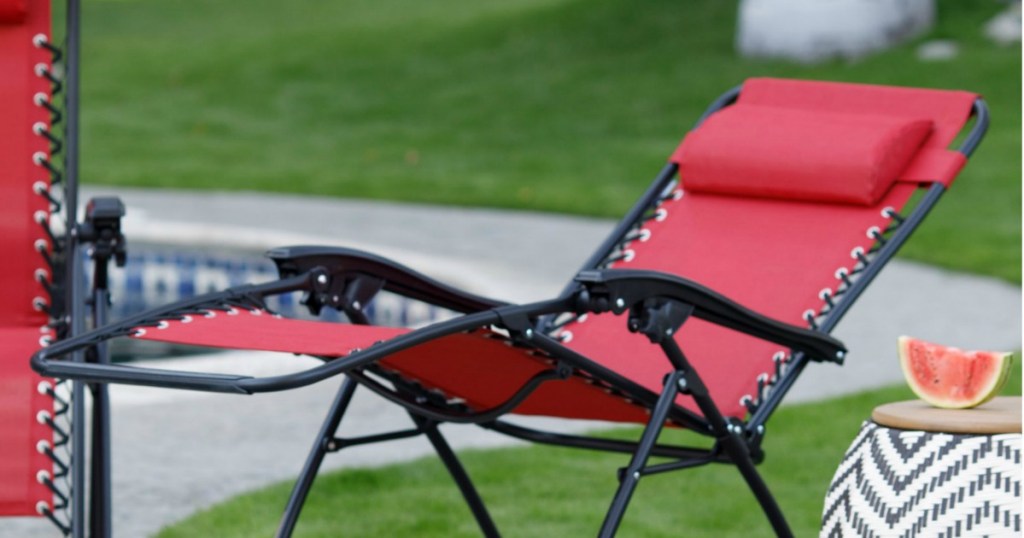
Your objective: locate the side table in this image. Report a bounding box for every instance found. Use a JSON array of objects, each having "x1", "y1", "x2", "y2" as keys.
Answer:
[{"x1": 821, "y1": 396, "x2": 1021, "y2": 537}]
